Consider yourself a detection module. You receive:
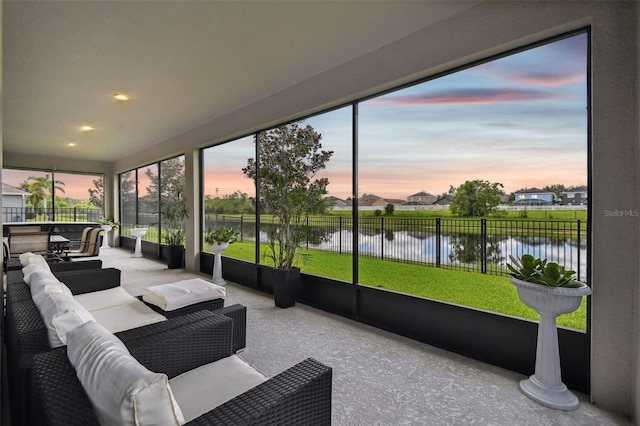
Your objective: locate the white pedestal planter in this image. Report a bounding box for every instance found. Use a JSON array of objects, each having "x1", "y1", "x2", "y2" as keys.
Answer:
[
  {"x1": 130, "y1": 228, "x2": 148, "y2": 258},
  {"x1": 208, "y1": 242, "x2": 229, "y2": 285},
  {"x1": 100, "y1": 225, "x2": 112, "y2": 249},
  {"x1": 510, "y1": 277, "x2": 591, "y2": 411}
]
